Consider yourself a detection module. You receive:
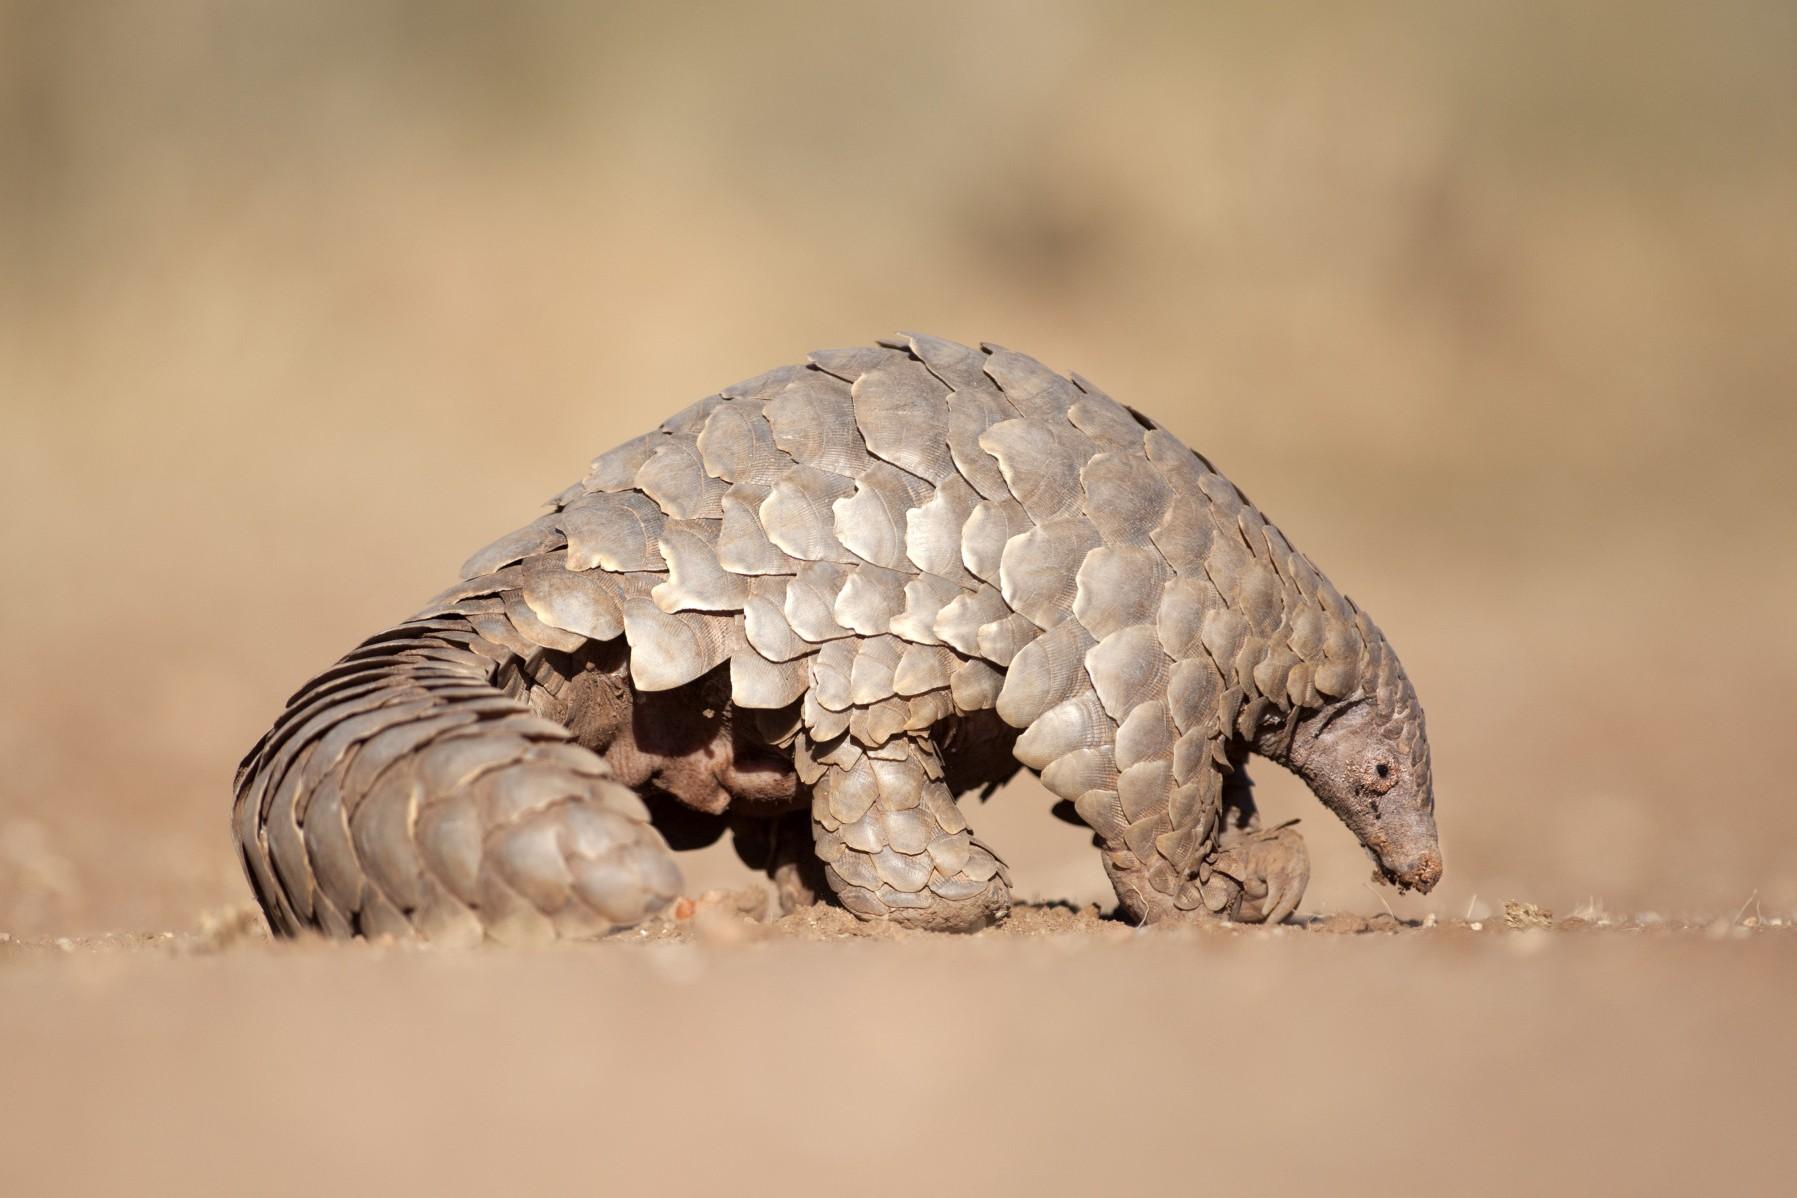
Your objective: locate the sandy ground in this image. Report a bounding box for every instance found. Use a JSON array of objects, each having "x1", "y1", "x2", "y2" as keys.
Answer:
[
  {"x1": 4, "y1": 908, "x2": 1793, "y2": 1196},
  {"x1": 4, "y1": 4, "x2": 1796, "y2": 1194}
]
